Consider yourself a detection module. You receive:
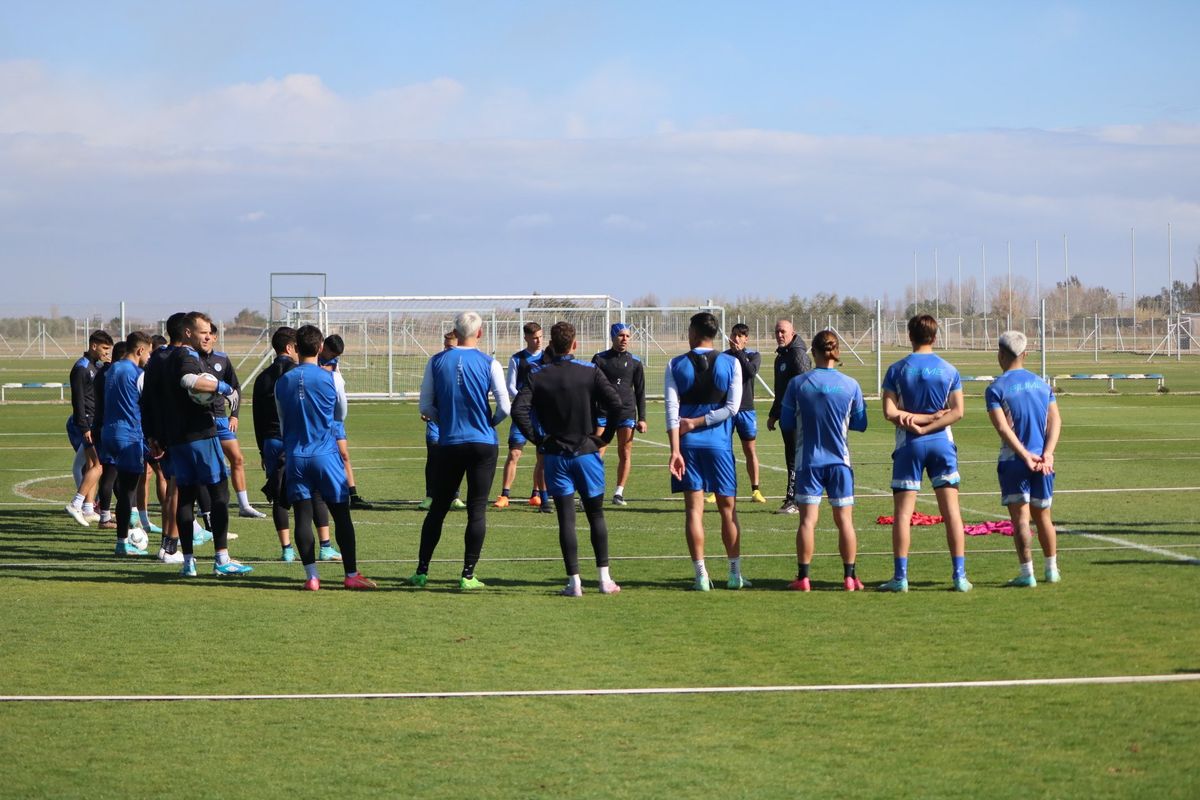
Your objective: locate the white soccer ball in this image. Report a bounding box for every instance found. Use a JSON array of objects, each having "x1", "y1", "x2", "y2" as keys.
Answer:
[
  {"x1": 128, "y1": 528, "x2": 149, "y2": 550},
  {"x1": 189, "y1": 373, "x2": 218, "y2": 405}
]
